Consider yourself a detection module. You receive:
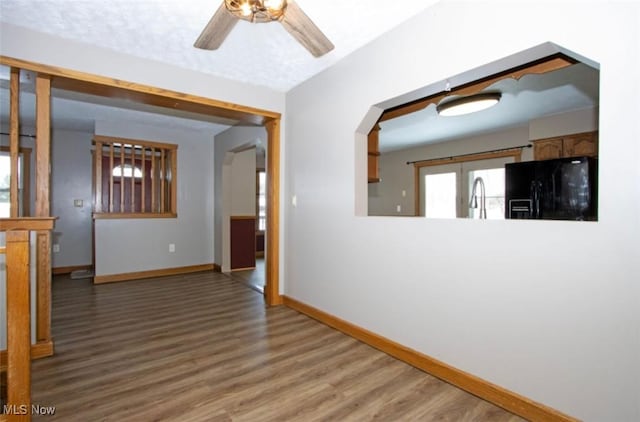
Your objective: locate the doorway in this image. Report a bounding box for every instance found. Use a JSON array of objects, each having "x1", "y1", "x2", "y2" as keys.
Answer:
[
  {"x1": 221, "y1": 144, "x2": 267, "y2": 293},
  {"x1": 0, "y1": 55, "x2": 282, "y2": 306}
]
